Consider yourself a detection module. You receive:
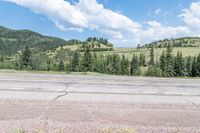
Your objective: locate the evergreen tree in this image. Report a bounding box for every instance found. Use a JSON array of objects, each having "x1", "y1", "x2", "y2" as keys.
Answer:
[
  {"x1": 111, "y1": 54, "x2": 121, "y2": 75},
  {"x1": 82, "y1": 46, "x2": 92, "y2": 72},
  {"x1": 160, "y1": 50, "x2": 167, "y2": 76},
  {"x1": 197, "y1": 54, "x2": 200, "y2": 76},
  {"x1": 46, "y1": 59, "x2": 51, "y2": 71},
  {"x1": 186, "y1": 56, "x2": 192, "y2": 76},
  {"x1": 58, "y1": 60, "x2": 64, "y2": 71},
  {"x1": 0, "y1": 54, "x2": 4, "y2": 62},
  {"x1": 131, "y1": 54, "x2": 139, "y2": 76},
  {"x1": 20, "y1": 45, "x2": 32, "y2": 69},
  {"x1": 71, "y1": 52, "x2": 80, "y2": 72},
  {"x1": 139, "y1": 53, "x2": 146, "y2": 66},
  {"x1": 191, "y1": 57, "x2": 198, "y2": 77},
  {"x1": 105, "y1": 55, "x2": 112, "y2": 74},
  {"x1": 165, "y1": 44, "x2": 174, "y2": 77},
  {"x1": 99, "y1": 62, "x2": 105, "y2": 73},
  {"x1": 97, "y1": 55, "x2": 106, "y2": 73},
  {"x1": 149, "y1": 46, "x2": 155, "y2": 65},
  {"x1": 92, "y1": 53, "x2": 98, "y2": 72},
  {"x1": 174, "y1": 51, "x2": 185, "y2": 76},
  {"x1": 120, "y1": 55, "x2": 130, "y2": 75}
]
